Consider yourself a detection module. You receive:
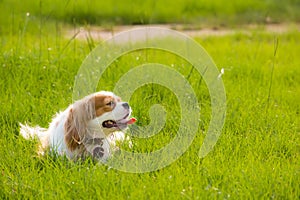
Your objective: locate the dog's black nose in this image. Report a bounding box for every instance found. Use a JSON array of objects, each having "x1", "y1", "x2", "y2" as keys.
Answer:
[{"x1": 122, "y1": 102, "x2": 129, "y2": 110}]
